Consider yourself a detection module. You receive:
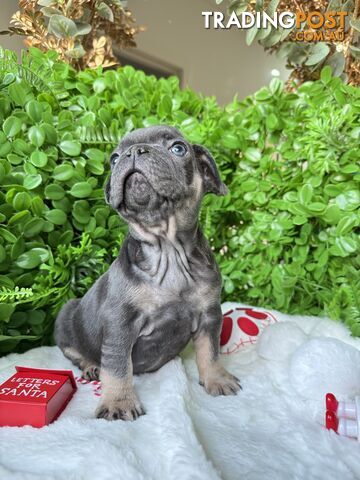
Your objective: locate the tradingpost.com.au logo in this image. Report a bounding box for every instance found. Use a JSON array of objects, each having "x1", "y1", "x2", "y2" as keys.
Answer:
[{"x1": 202, "y1": 10, "x2": 348, "y2": 42}]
